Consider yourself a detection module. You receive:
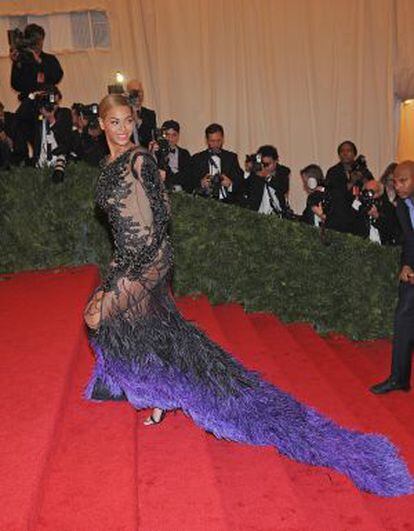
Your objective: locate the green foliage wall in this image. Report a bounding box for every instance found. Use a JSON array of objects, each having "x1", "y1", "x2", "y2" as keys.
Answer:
[{"x1": 0, "y1": 163, "x2": 400, "y2": 339}]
